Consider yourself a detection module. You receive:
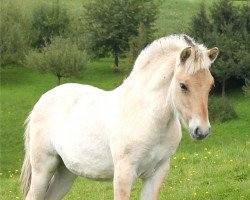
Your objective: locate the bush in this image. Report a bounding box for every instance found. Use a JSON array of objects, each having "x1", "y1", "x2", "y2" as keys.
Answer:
[
  {"x1": 26, "y1": 36, "x2": 87, "y2": 85},
  {"x1": 31, "y1": 1, "x2": 70, "y2": 48},
  {"x1": 208, "y1": 96, "x2": 238, "y2": 123},
  {"x1": 243, "y1": 79, "x2": 250, "y2": 98},
  {"x1": 0, "y1": 2, "x2": 31, "y2": 66}
]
